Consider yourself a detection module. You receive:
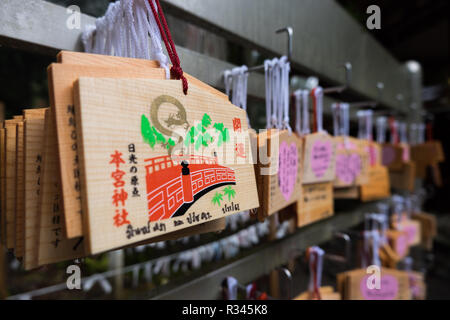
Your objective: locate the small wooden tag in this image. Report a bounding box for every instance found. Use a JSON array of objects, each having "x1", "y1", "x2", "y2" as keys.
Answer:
[
  {"x1": 294, "y1": 286, "x2": 341, "y2": 300},
  {"x1": 389, "y1": 161, "x2": 416, "y2": 191},
  {"x1": 386, "y1": 229, "x2": 409, "y2": 259},
  {"x1": 0, "y1": 128, "x2": 6, "y2": 245},
  {"x1": 296, "y1": 182, "x2": 334, "y2": 227},
  {"x1": 74, "y1": 78, "x2": 258, "y2": 254},
  {"x1": 340, "y1": 268, "x2": 411, "y2": 300},
  {"x1": 360, "y1": 165, "x2": 391, "y2": 202},
  {"x1": 50, "y1": 54, "x2": 229, "y2": 239},
  {"x1": 391, "y1": 214, "x2": 422, "y2": 247},
  {"x1": 255, "y1": 130, "x2": 303, "y2": 220},
  {"x1": 14, "y1": 121, "x2": 24, "y2": 258},
  {"x1": 37, "y1": 109, "x2": 85, "y2": 267},
  {"x1": 333, "y1": 137, "x2": 368, "y2": 188},
  {"x1": 302, "y1": 132, "x2": 336, "y2": 184},
  {"x1": 411, "y1": 212, "x2": 436, "y2": 250},
  {"x1": 381, "y1": 143, "x2": 404, "y2": 171},
  {"x1": 4, "y1": 119, "x2": 22, "y2": 249},
  {"x1": 23, "y1": 114, "x2": 46, "y2": 270}
]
